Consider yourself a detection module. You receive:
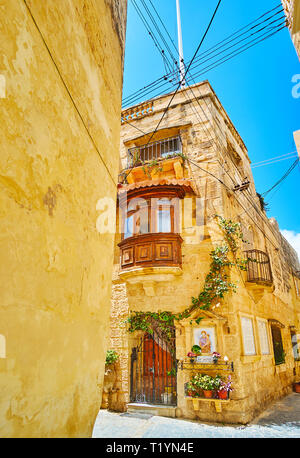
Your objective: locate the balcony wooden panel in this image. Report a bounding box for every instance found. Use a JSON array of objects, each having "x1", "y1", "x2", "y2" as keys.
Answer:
[
  {"x1": 135, "y1": 243, "x2": 153, "y2": 263},
  {"x1": 121, "y1": 246, "x2": 134, "y2": 266},
  {"x1": 118, "y1": 233, "x2": 183, "y2": 271}
]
